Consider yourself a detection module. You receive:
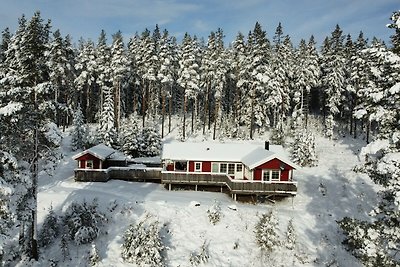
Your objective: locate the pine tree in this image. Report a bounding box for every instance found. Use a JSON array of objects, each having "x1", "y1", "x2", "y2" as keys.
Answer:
[
  {"x1": 178, "y1": 33, "x2": 200, "y2": 139},
  {"x1": 71, "y1": 104, "x2": 87, "y2": 150},
  {"x1": 75, "y1": 39, "x2": 98, "y2": 123},
  {"x1": 38, "y1": 206, "x2": 60, "y2": 248},
  {"x1": 291, "y1": 130, "x2": 318, "y2": 167},
  {"x1": 121, "y1": 217, "x2": 164, "y2": 266},
  {"x1": 255, "y1": 210, "x2": 280, "y2": 253},
  {"x1": 110, "y1": 31, "x2": 128, "y2": 131},
  {"x1": 157, "y1": 30, "x2": 177, "y2": 137},
  {"x1": 321, "y1": 25, "x2": 346, "y2": 139},
  {"x1": 338, "y1": 14, "x2": 400, "y2": 267},
  {"x1": 285, "y1": 218, "x2": 296, "y2": 250},
  {"x1": 98, "y1": 90, "x2": 117, "y2": 147}
]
